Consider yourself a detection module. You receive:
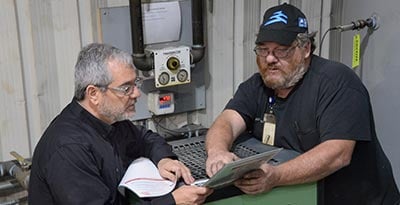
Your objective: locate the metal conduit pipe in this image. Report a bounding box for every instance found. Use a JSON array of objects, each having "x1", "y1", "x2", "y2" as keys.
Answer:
[
  {"x1": 0, "y1": 180, "x2": 18, "y2": 191},
  {"x1": 0, "y1": 160, "x2": 30, "y2": 190},
  {"x1": 190, "y1": 0, "x2": 205, "y2": 64},
  {"x1": 129, "y1": 0, "x2": 154, "y2": 71},
  {"x1": 0, "y1": 199, "x2": 21, "y2": 205},
  {"x1": 129, "y1": 0, "x2": 205, "y2": 71}
]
